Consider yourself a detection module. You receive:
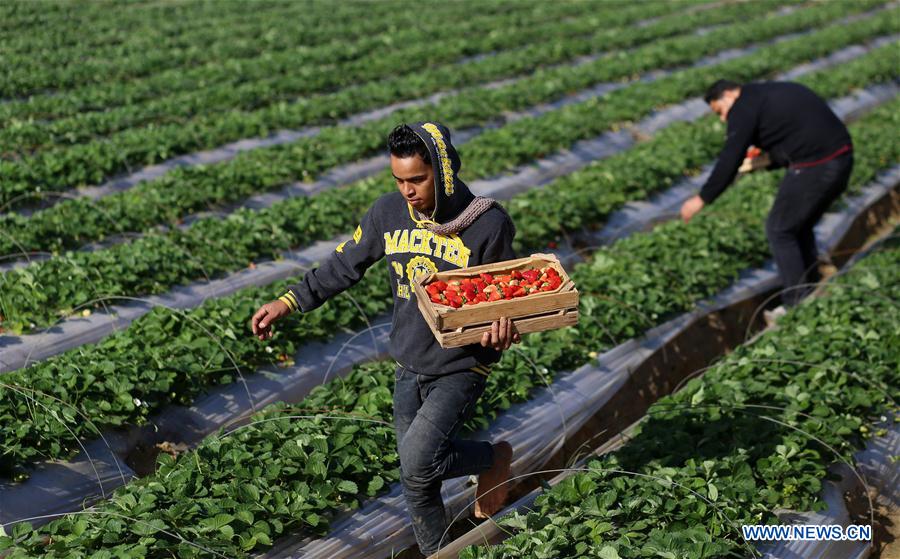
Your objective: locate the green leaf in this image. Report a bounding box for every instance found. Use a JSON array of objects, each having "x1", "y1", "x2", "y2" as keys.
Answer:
[
  {"x1": 200, "y1": 513, "x2": 234, "y2": 531},
  {"x1": 599, "y1": 545, "x2": 621, "y2": 559},
  {"x1": 131, "y1": 519, "x2": 167, "y2": 537},
  {"x1": 337, "y1": 480, "x2": 359, "y2": 494},
  {"x1": 219, "y1": 524, "x2": 235, "y2": 540},
  {"x1": 690, "y1": 385, "x2": 705, "y2": 407},
  {"x1": 367, "y1": 475, "x2": 385, "y2": 494},
  {"x1": 240, "y1": 484, "x2": 260, "y2": 502}
]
